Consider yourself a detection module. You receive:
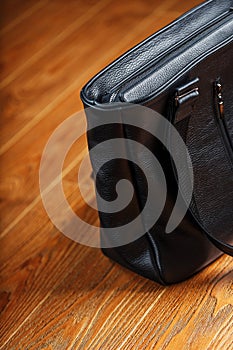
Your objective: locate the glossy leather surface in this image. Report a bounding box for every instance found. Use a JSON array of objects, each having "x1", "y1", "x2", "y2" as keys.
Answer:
[{"x1": 81, "y1": 0, "x2": 233, "y2": 284}]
